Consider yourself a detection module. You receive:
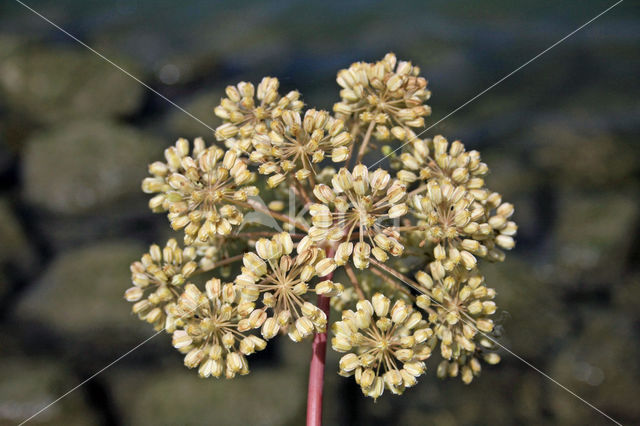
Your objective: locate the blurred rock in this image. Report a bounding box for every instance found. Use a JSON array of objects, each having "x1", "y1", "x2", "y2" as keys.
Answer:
[
  {"x1": 0, "y1": 131, "x2": 12, "y2": 175},
  {"x1": 0, "y1": 45, "x2": 144, "y2": 123},
  {"x1": 612, "y1": 273, "x2": 640, "y2": 320},
  {"x1": 0, "y1": 357, "x2": 96, "y2": 426},
  {"x1": 111, "y1": 362, "x2": 306, "y2": 426},
  {"x1": 549, "y1": 311, "x2": 640, "y2": 425},
  {"x1": 552, "y1": 191, "x2": 638, "y2": 288},
  {"x1": 166, "y1": 89, "x2": 220, "y2": 140},
  {"x1": 0, "y1": 198, "x2": 34, "y2": 272},
  {"x1": 483, "y1": 257, "x2": 570, "y2": 359},
  {"x1": 16, "y1": 241, "x2": 147, "y2": 335},
  {"x1": 23, "y1": 120, "x2": 162, "y2": 214},
  {"x1": 531, "y1": 121, "x2": 638, "y2": 189},
  {"x1": 396, "y1": 369, "x2": 551, "y2": 426}
]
